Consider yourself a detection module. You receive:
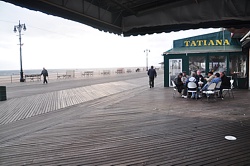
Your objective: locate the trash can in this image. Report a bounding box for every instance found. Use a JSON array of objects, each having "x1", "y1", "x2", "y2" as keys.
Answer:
[{"x1": 0, "y1": 86, "x2": 7, "y2": 101}]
